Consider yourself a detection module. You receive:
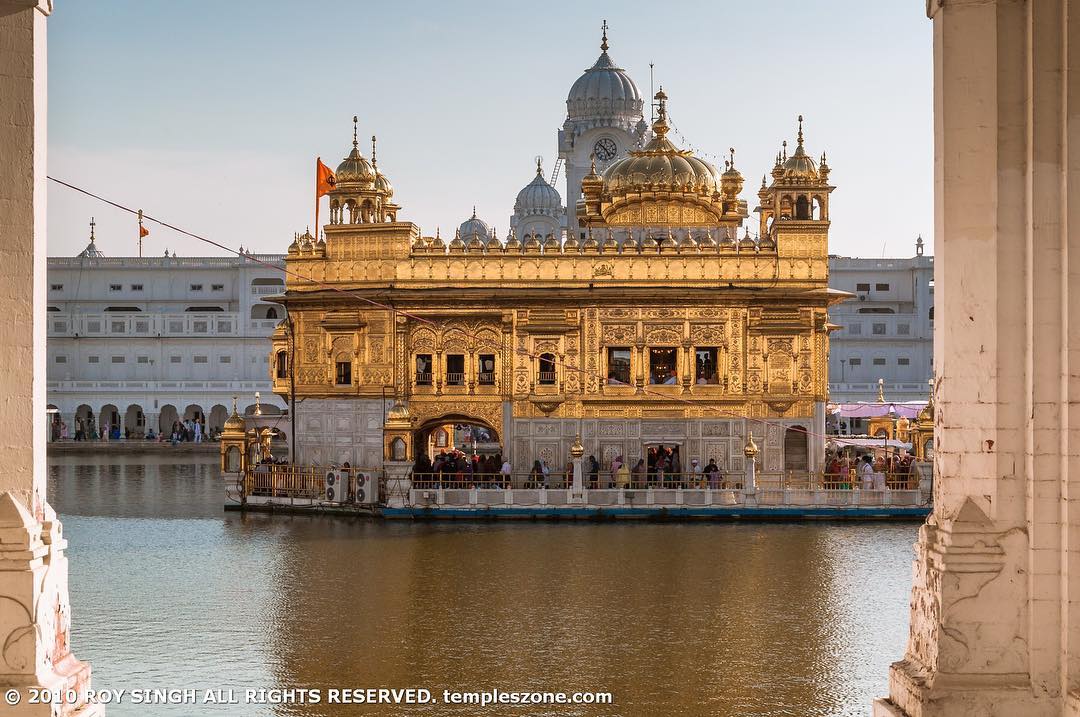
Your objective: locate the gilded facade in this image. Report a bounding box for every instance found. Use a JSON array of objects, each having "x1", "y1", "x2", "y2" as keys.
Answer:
[{"x1": 269, "y1": 29, "x2": 845, "y2": 474}]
